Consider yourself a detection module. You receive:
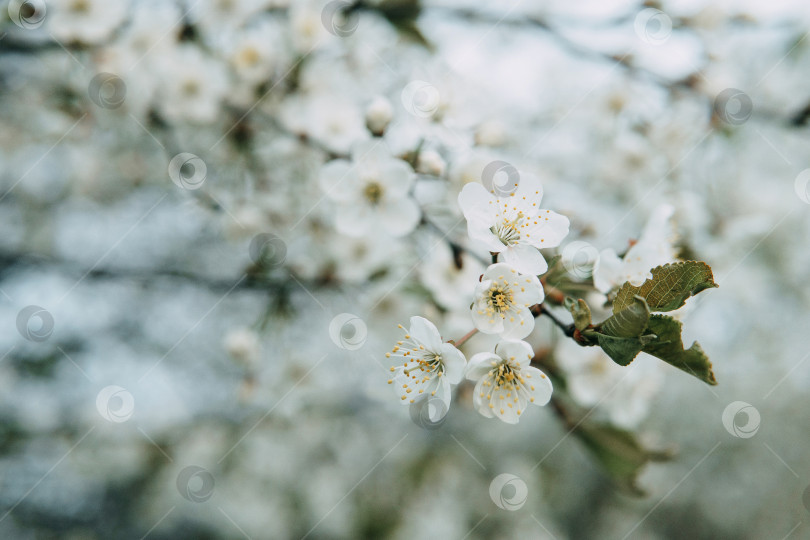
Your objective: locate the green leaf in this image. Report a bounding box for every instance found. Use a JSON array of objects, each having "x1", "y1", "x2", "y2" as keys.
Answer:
[
  {"x1": 594, "y1": 334, "x2": 645, "y2": 366},
  {"x1": 576, "y1": 422, "x2": 672, "y2": 496},
  {"x1": 601, "y1": 296, "x2": 650, "y2": 338},
  {"x1": 587, "y1": 296, "x2": 651, "y2": 366},
  {"x1": 642, "y1": 315, "x2": 717, "y2": 385},
  {"x1": 613, "y1": 261, "x2": 718, "y2": 314},
  {"x1": 564, "y1": 297, "x2": 592, "y2": 331}
]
